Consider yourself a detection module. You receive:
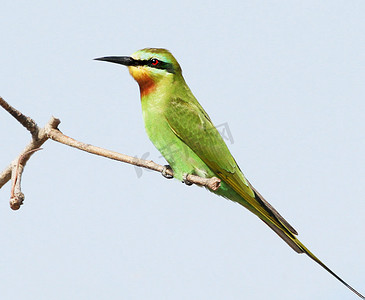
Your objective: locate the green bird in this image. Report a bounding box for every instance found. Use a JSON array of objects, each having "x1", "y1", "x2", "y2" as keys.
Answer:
[{"x1": 95, "y1": 48, "x2": 364, "y2": 298}]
